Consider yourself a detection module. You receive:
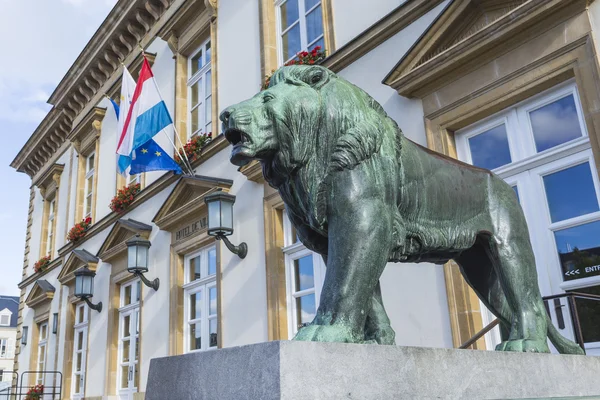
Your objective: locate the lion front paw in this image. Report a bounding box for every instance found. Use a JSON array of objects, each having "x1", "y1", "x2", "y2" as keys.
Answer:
[
  {"x1": 293, "y1": 324, "x2": 363, "y2": 343},
  {"x1": 495, "y1": 339, "x2": 550, "y2": 353}
]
